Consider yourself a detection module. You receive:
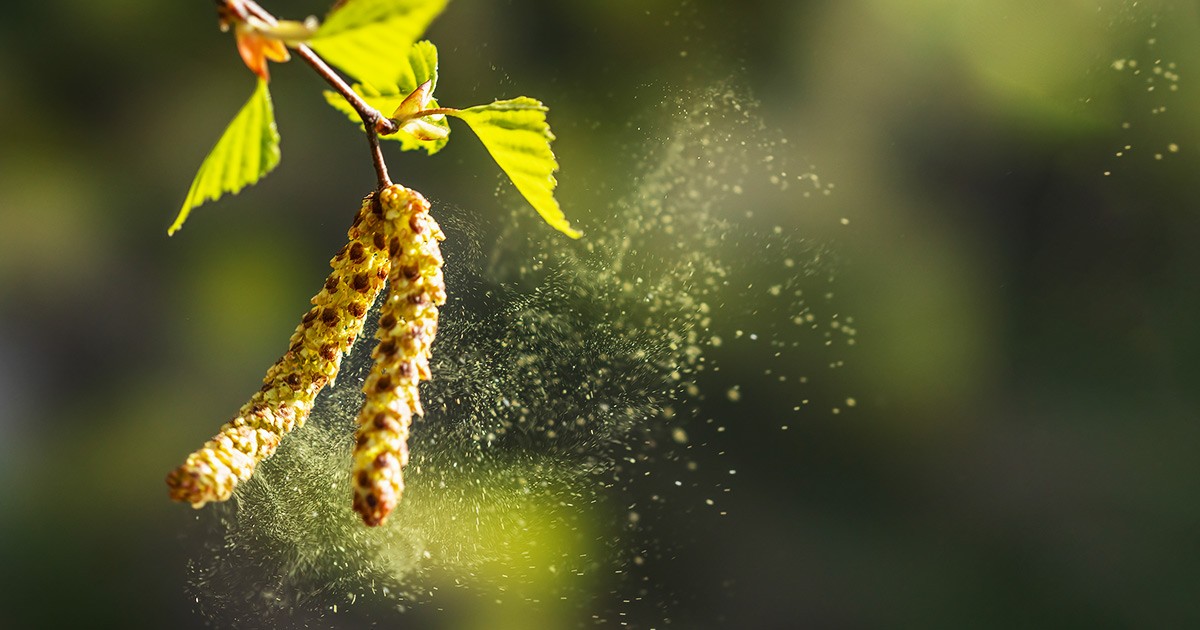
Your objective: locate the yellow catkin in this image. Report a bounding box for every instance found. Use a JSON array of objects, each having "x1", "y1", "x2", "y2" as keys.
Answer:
[
  {"x1": 166, "y1": 194, "x2": 393, "y2": 507},
  {"x1": 351, "y1": 185, "x2": 446, "y2": 526}
]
